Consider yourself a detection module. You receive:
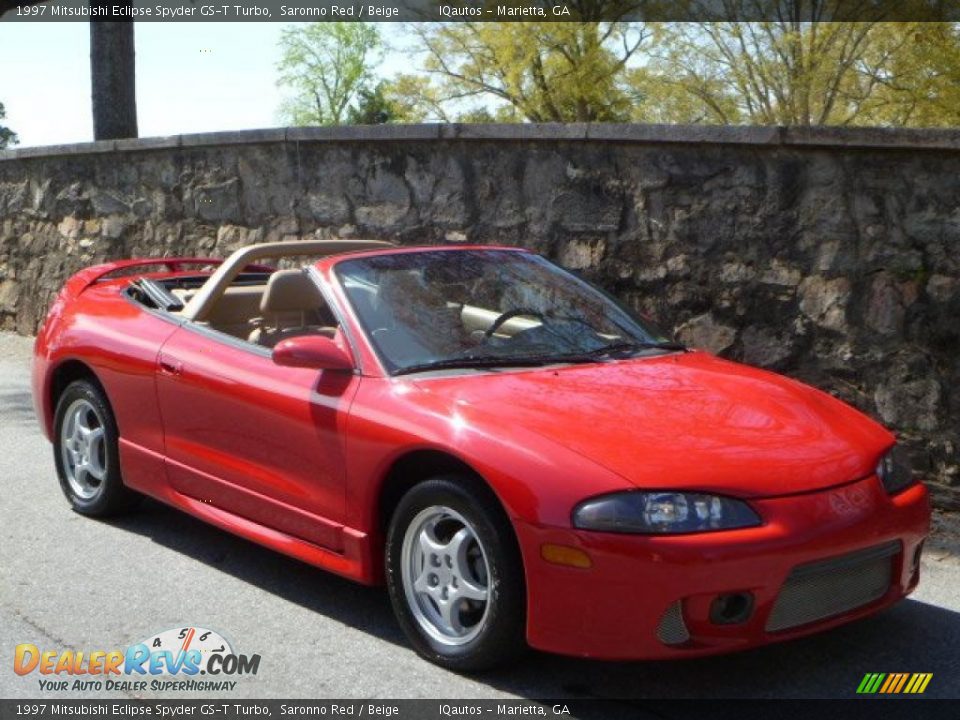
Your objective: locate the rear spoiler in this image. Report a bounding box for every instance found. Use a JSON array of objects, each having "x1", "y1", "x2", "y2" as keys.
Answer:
[{"x1": 61, "y1": 257, "x2": 271, "y2": 299}]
